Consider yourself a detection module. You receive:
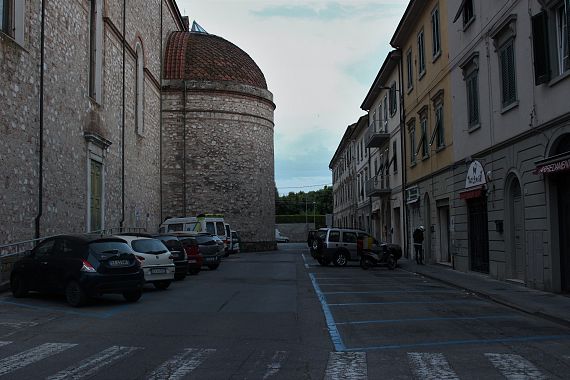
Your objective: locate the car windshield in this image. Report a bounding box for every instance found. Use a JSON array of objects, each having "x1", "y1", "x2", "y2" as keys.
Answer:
[
  {"x1": 158, "y1": 238, "x2": 182, "y2": 252},
  {"x1": 131, "y1": 239, "x2": 168, "y2": 254}
]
